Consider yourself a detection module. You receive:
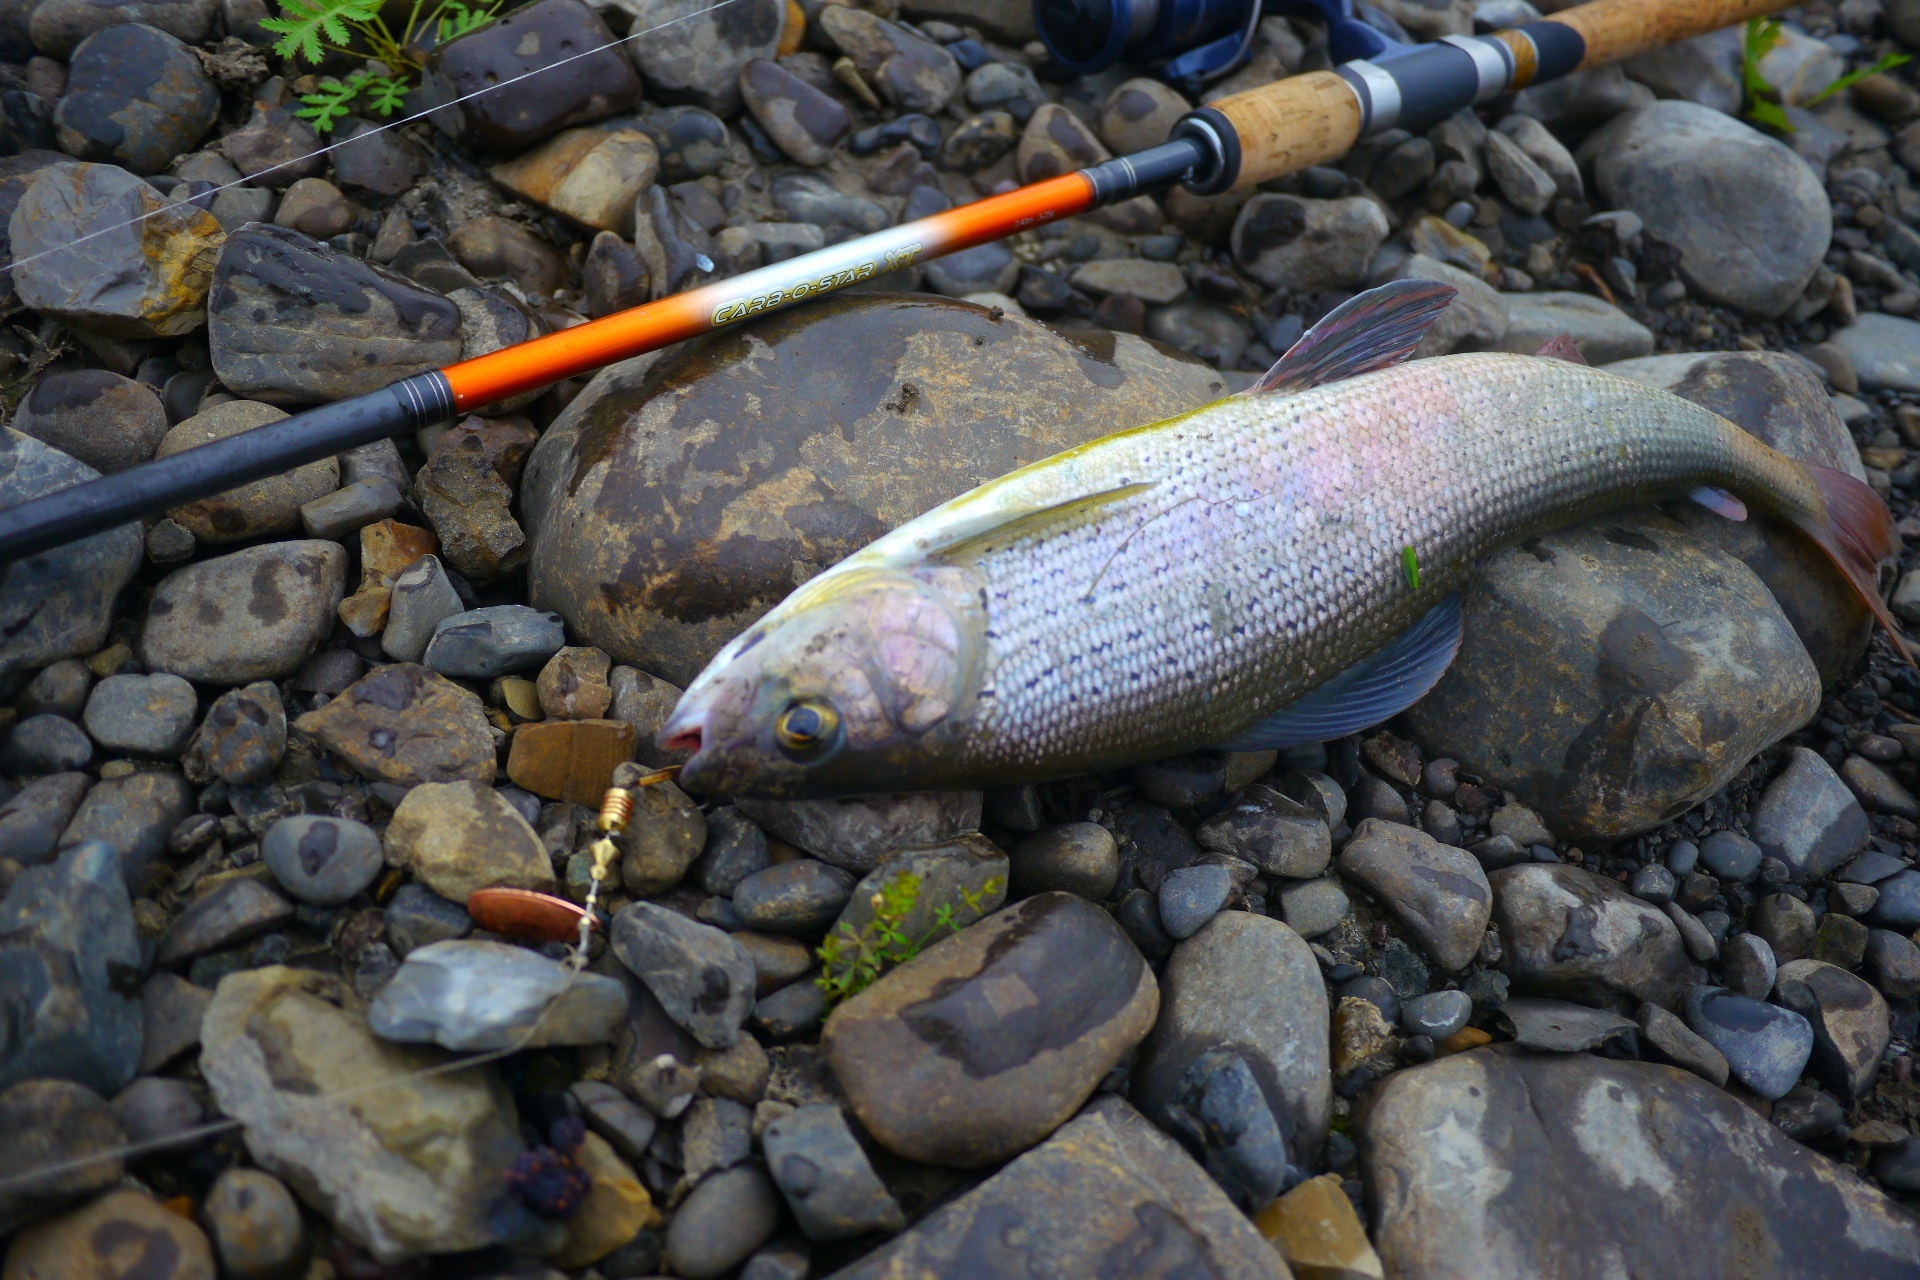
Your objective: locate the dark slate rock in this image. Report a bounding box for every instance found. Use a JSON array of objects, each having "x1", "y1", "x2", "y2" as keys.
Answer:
[
  {"x1": 611, "y1": 899, "x2": 755, "y2": 1049},
  {"x1": 637, "y1": 104, "x2": 729, "y2": 182},
  {"x1": 1868, "y1": 869, "x2": 1920, "y2": 929},
  {"x1": 739, "y1": 57, "x2": 847, "y2": 166},
  {"x1": 1364, "y1": 1048, "x2": 1920, "y2": 1276},
  {"x1": 262, "y1": 814, "x2": 383, "y2": 906},
  {"x1": 1684, "y1": 985, "x2": 1814, "y2": 1100},
  {"x1": 0, "y1": 842, "x2": 142, "y2": 1094},
  {"x1": 0, "y1": 430, "x2": 141, "y2": 682},
  {"x1": 0, "y1": 1078, "x2": 127, "y2": 1235},
  {"x1": 421, "y1": 605, "x2": 567, "y2": 679},
  {"x1": 825, "y1": 893, "x2": 1158, "y2": 1167},
  {"x1": 423, "y1": 0, "x2": 641, "y2": 152},
  {"x1": 734, "y1": 859, "x2": 855, "y2": 935},
  {"x1": 1773, "y1": 958, "x2": 1891, "y2": 1100},
  {"x1": 1158, "y1": 1047, "x2": 1293, "y2": 1211},
  {"x1": 208, "y1": 225, "x2": 464, "y2": 405},
  {"x1": 0, "y1": 714, "x2": 93, "y2": 775},
  {"x1": 751, "y1": 977, "x2": 828, "y2": 1043},
  {"x1": 52, "y1": 23, "x2": 216, "y2": 174},
  {"x1": 1497, "y1": 997, "x2": 1636, "y2": 1052},
  {"x1": 1400, "y1": 989, "x2": 1471, "y2": 1040},
  {"x1": 368, "y1": 938, "x2": 628, "y2": 1051},
  {"x1": 0, "y1": 772, "x2": 90, "y2": 865},
  {"x1": 1700, "y1": 830, "x2": 1764, "y2": 882},
  {"x1": 819, "y1": 6, "x2": 959, "y2": 115},
  {"x1": 156, "y1": 877, "x2": 295, "y2": 967},
  {"x1": 30, "y1": 0, "x2": 213, "y2": 59},
  {"x1": 1750, "y1": 747, "x2": 1871, "y2": 882},
  {"x1": 761, "y1": 1103, "x2": 905, "y2": 1241},
  {"x1": 1195, "y1": 784, "x2": 1330, "y2": 877},
  {"x1": 691, "y1": 807, "x2": 770, "y2": 896},
  {"x1": 1008, "y1": 821, "x2": 1119, "y2": 900},
  {"x1": 1157, "y1": 863, "x2": 1231, "y2": 940},
  {"x1": 384, "y1": 882, "x2": 473, "y2": 956},
  {"x1": 58, "y1": 770, "x2": 192, "y2": 890}
]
